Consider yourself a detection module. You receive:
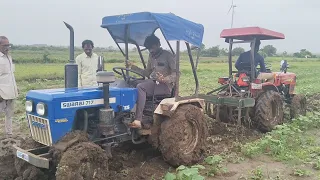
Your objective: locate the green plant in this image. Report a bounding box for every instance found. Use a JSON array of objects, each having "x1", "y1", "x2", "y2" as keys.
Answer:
[
  {"x1": 313, "y1": 157, "x2": 320, "y2": 170},
  {"x1": 241, "y1": 113, "x2": 320, "y2": 164},
  {"x1": 164, "y1": 165, "x2": 205, "y2": 180},
  {"x1": 204, "y1": 155, "x2": 226, "y2": 177},
  {"x1": 249, "y1": 167, "x2": 264, "y2": 180},
  {"x1": 293, "y1": 168, "x2": 311, "y2": 177}
]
